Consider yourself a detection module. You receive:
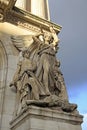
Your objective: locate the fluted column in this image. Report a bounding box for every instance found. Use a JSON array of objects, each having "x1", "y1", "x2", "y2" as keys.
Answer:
[
  {"x1": 16, "y1": 0, "x2": 50, "y2": 20},
  {"x1": 31, "y1": 0, "x2": 50, "y2": 20}
]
